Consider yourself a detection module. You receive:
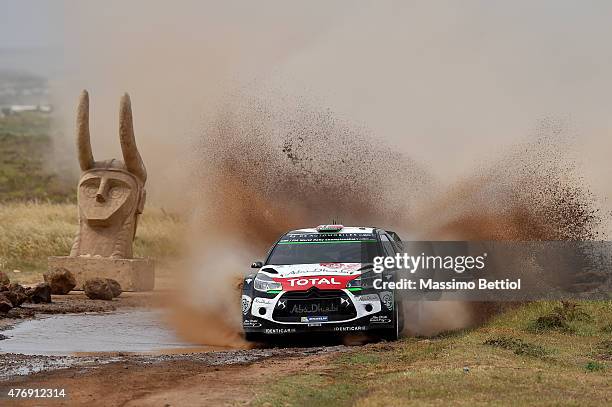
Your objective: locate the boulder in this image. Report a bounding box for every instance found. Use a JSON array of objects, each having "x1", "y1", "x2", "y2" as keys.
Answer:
[
  {"x1": 0, "y1": 293, "x2": 11, "y2": 313},
  {"x1": 0, "y1": 271, "x2": 9, "y2": 288},
  {"x1": 83, "y1": 278, "x2": 114, "y2": 300},
  {"x1": 106, "y1": 279, "x2": 122, "y2": 298},
  {"x1": 4, "y1": 283, "x2": 28, "y2": 307},
  {"x1": 4, "y1": 291, "x2": 28, "y2": 307},
  {"x1": 43, "y1": 268, "x2": 76, "y2": 295},
  {"x1": 7, "y1": 282, "x2": 25, "y2": 293},
  {"x1": 26, "y1": 283, "x2": 52, "y2": 304}
]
